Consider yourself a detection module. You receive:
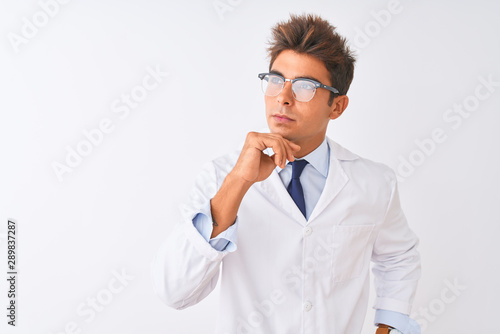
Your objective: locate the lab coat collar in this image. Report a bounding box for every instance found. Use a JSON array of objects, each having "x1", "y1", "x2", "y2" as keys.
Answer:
[{"x1": 255, "y1": 136, "x2": 359, "y2": 226}]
